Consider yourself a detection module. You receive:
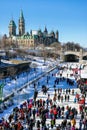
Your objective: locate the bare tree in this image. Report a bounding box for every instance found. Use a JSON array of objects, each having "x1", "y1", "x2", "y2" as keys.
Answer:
[{"x1": 62, "y1": 42, "x2": 82, "y2": 51}]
